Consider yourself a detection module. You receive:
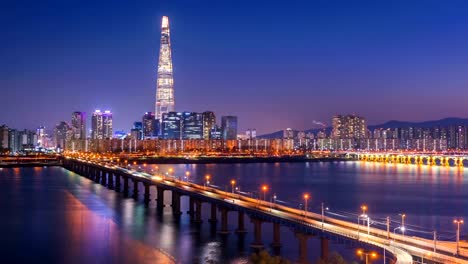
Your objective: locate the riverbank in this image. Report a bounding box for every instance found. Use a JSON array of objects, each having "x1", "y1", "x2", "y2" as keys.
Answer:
[
  {"x1": 126, "y1": 156, "x2": 352, "y2": 164},
  {"x1": 0, "y1": 162, "x2": 61, "y2": 168}
]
